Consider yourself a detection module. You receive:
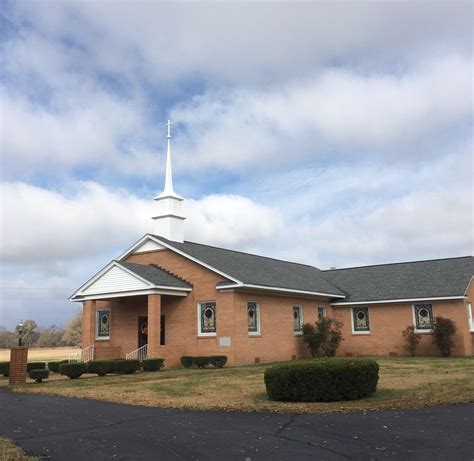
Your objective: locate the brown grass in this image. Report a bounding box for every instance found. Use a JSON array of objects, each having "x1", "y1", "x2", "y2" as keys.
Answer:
[
  {"x1": 0, "y1": 347, "x2": 80, "y2": 362},
  {"x1": 8, "y1": 357, "x2": 474, "y2": 414},
  {"x1": 0, "y1": 437, "x2": 36, "y2": 461}
]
